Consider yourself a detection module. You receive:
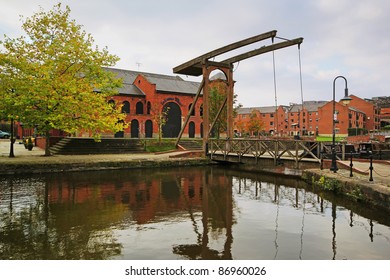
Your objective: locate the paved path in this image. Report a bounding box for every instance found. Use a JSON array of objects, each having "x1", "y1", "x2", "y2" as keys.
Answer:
[
  {"x1": 337, "y1": 159, "x2": 390, "y2": 187},
  {"x1": 0, "y1": 139, "x2": 196, "y2": 165}
]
